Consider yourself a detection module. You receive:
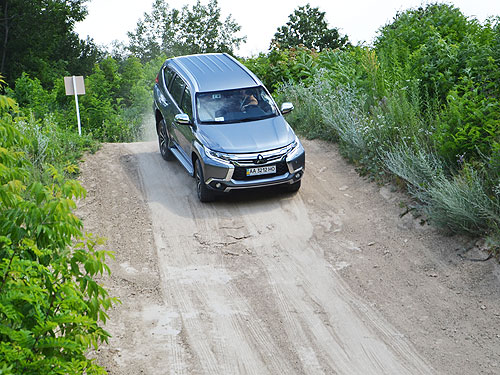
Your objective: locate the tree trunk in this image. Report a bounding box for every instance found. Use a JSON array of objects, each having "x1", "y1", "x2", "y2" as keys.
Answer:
[{"x1": 1, "y1": 0, "x2": 9, "y2": 76}]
